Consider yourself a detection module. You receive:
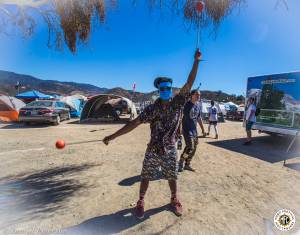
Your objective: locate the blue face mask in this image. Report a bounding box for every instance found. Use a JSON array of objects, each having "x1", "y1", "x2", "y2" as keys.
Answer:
[
  {"x1": 160, "y1": 90, "x2": 172, "y2": 100},
  {"x1": 159, "y1": 82, "x2": 172, "y2": 100}
]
